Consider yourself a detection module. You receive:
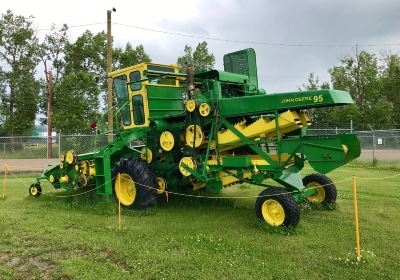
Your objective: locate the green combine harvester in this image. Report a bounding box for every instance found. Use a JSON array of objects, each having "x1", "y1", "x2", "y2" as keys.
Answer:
[{"x1": 30, "y1": 48, "x2": 360, "y2": 227}]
